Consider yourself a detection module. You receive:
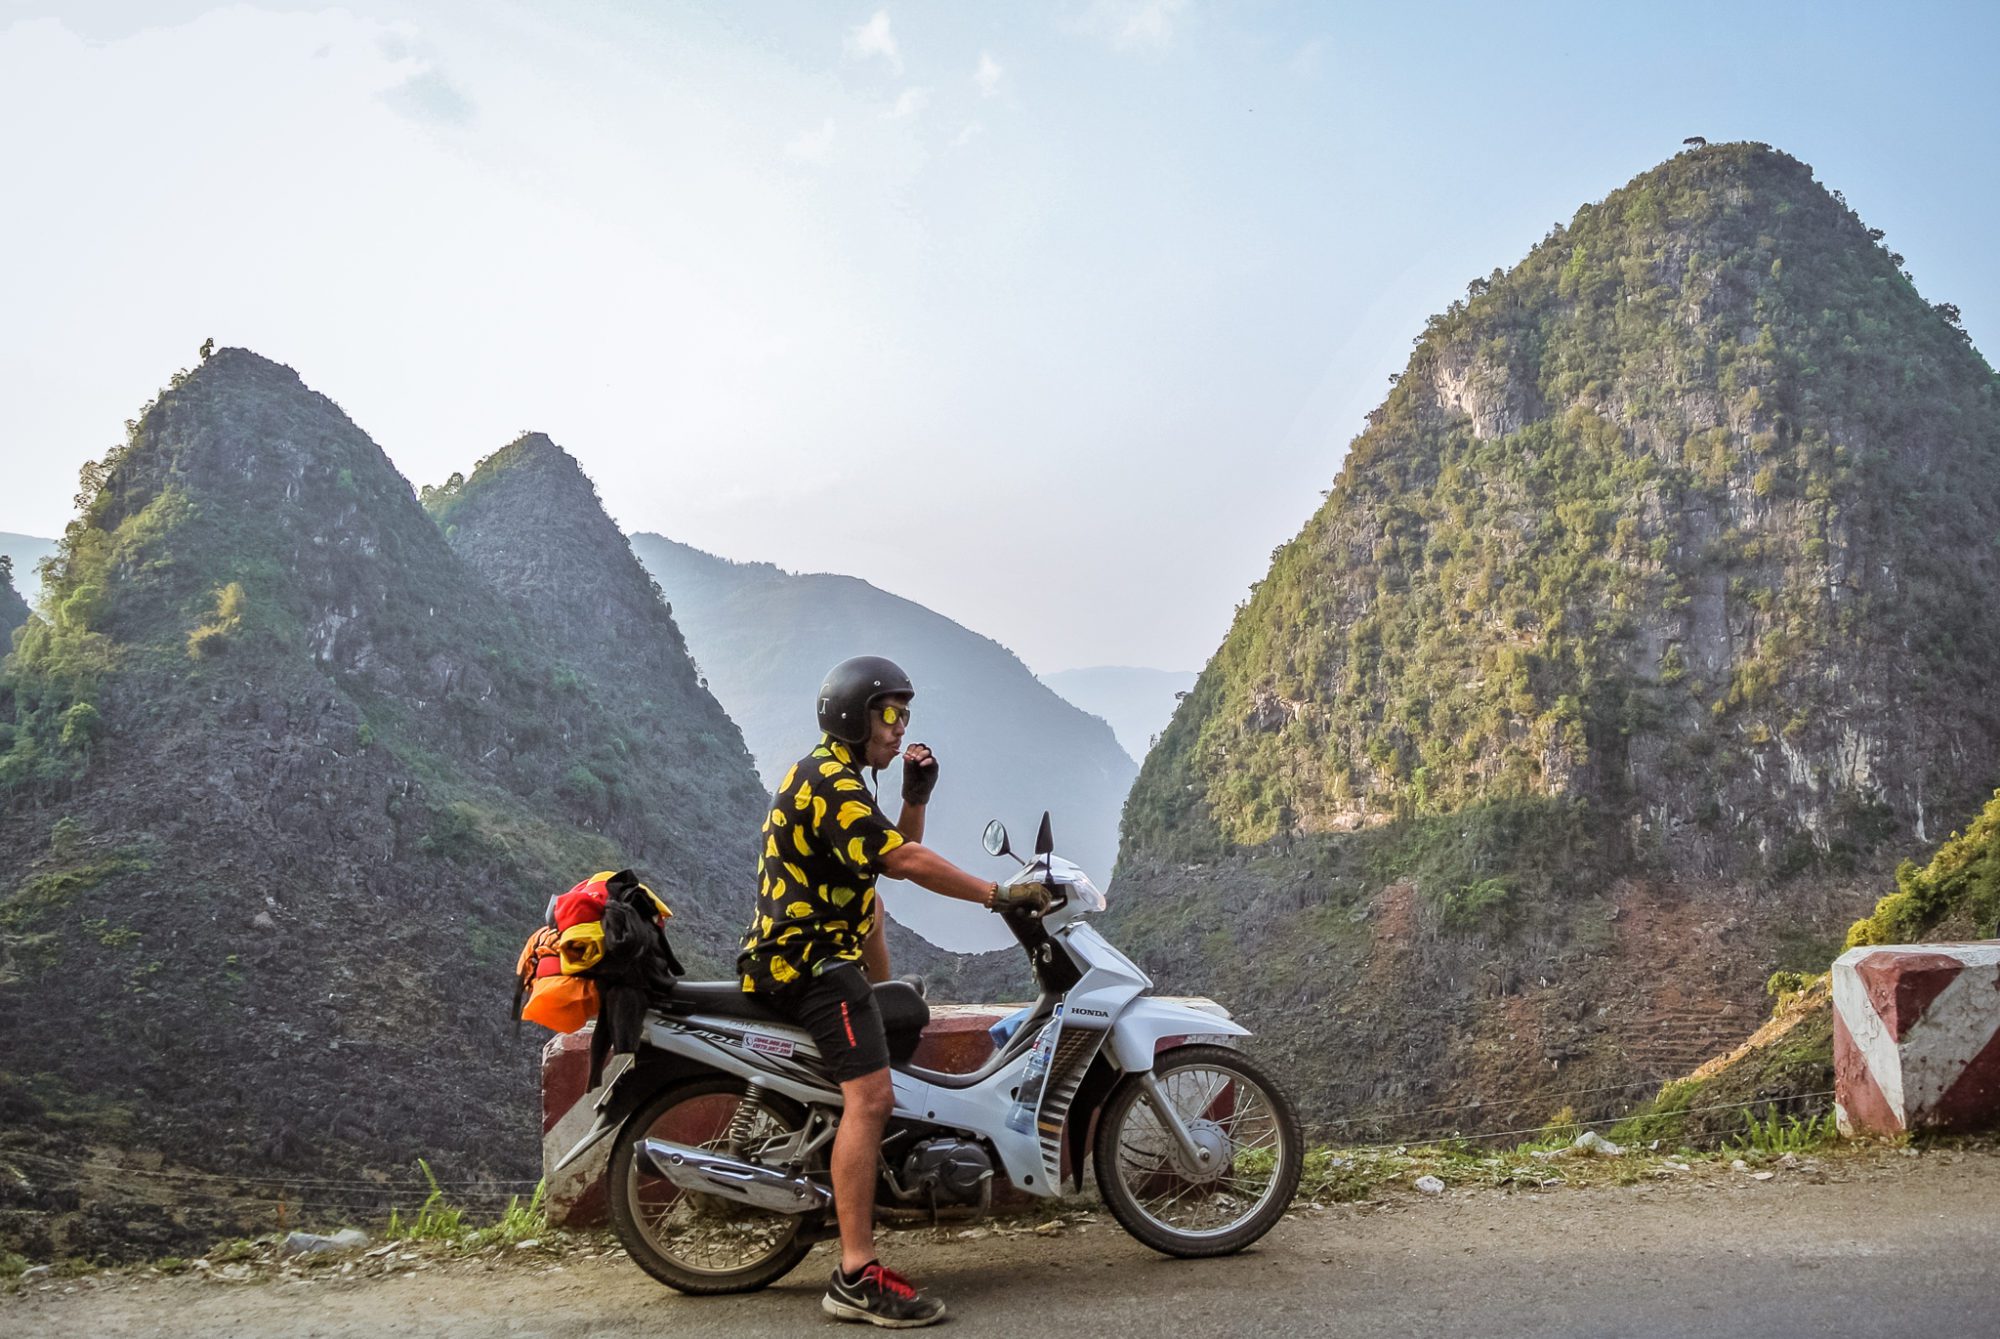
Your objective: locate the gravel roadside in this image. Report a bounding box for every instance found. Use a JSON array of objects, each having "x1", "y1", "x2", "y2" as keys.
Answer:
[{"x1": 8, "y1": 1148, "x2": 1997, "y2": 1339}]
